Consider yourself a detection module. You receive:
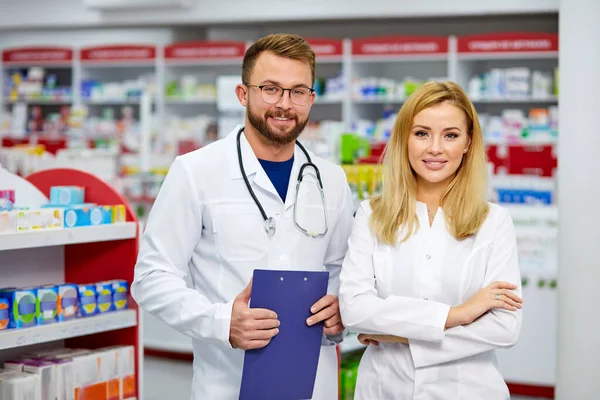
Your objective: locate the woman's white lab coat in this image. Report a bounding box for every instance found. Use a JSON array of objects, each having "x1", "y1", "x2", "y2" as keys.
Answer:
[
  {"x1": 132, "y1": 126, "x2": 355, "y2": 400},
  {"x1": 339, "y1": 200, "x2": 522, "y2": 400}
]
